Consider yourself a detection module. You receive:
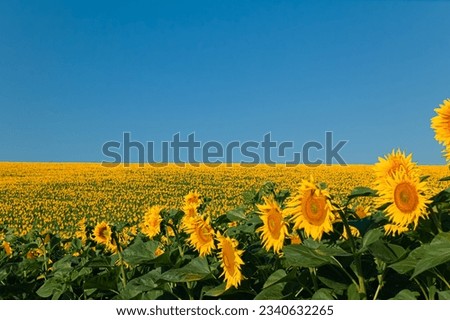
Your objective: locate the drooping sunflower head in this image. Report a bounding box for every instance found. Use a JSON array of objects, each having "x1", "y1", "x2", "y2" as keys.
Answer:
[
  {"x1": 256, "y1": 196, "x2": 289, "y2": 254},
  {"x1": 377, "y1": 169, "x2": 431, "y2": 229},
  {"x1": 140, "y1": 205, "x2": 163, "y2": 239},
  {"x1": 93, "y1": 221, "x2": 112, "y2": 245},
  {"x1": 285, "y1": 176, "x2": 336, "y2": 241},
  {"x1": 431, "y1": 98, "x2": 450, "y2": 146},
  {"x1": 374, "y1": 149, "x2": 417, "y2": 184},
  {"x1": 184, "y1": 190, "x2": 202, "y2": 207},
  {"x1": 186, "y1": 215, "x2": 215, "y2": 256},
  {"x1": 217, "y1": 232, "x2": 244, "y2": 290}
]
